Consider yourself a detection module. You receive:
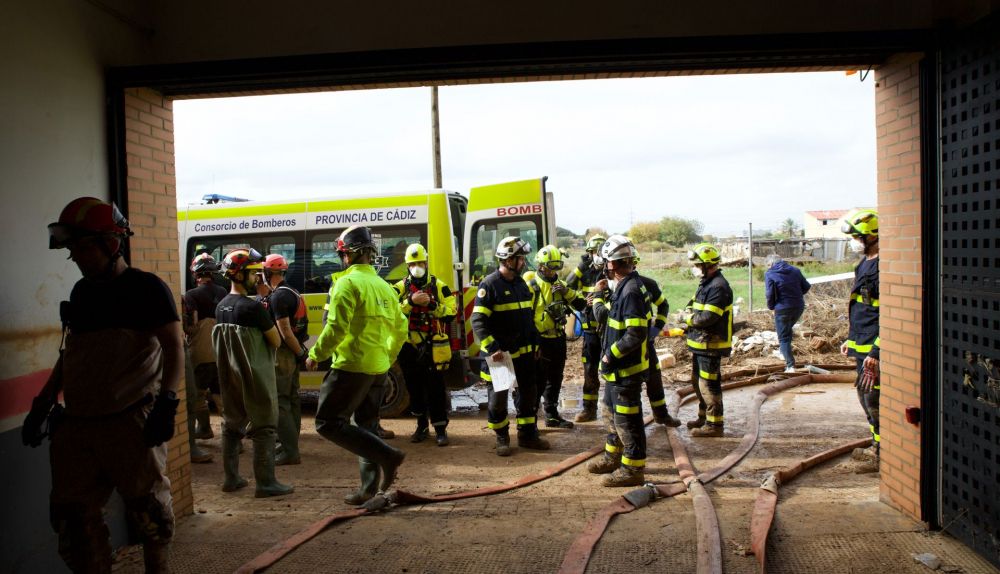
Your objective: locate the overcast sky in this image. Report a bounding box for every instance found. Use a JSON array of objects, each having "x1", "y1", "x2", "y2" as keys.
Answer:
[{"x1": 174, "y1": 72, "x2": 876, "y2": 237}]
